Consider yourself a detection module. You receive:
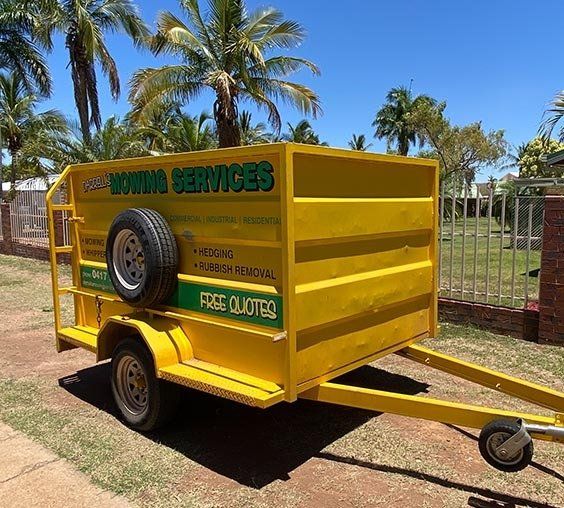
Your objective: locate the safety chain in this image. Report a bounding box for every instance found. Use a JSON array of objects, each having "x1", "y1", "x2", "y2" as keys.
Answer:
[{"x1": 95, "y1": 295, "x2": 103, "y2": 328}]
